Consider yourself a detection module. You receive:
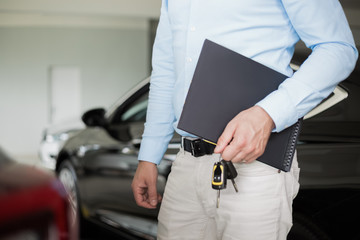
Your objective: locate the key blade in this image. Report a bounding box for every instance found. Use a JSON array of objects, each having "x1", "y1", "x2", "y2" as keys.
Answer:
[{"x1": 231, "y1": 179, "x2": 238, "y2": 193}]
